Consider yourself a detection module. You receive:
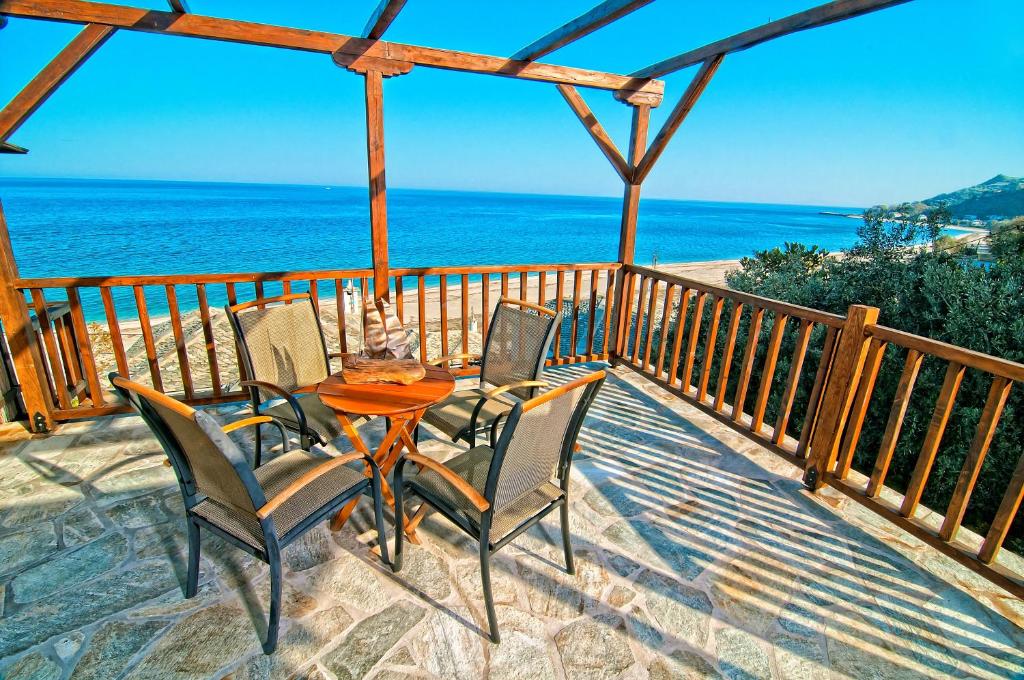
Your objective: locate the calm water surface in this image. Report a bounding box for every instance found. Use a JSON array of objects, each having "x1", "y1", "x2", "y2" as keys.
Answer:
[{"x1": 0, "y1": 178, "x2": 864, "y2": 319}]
